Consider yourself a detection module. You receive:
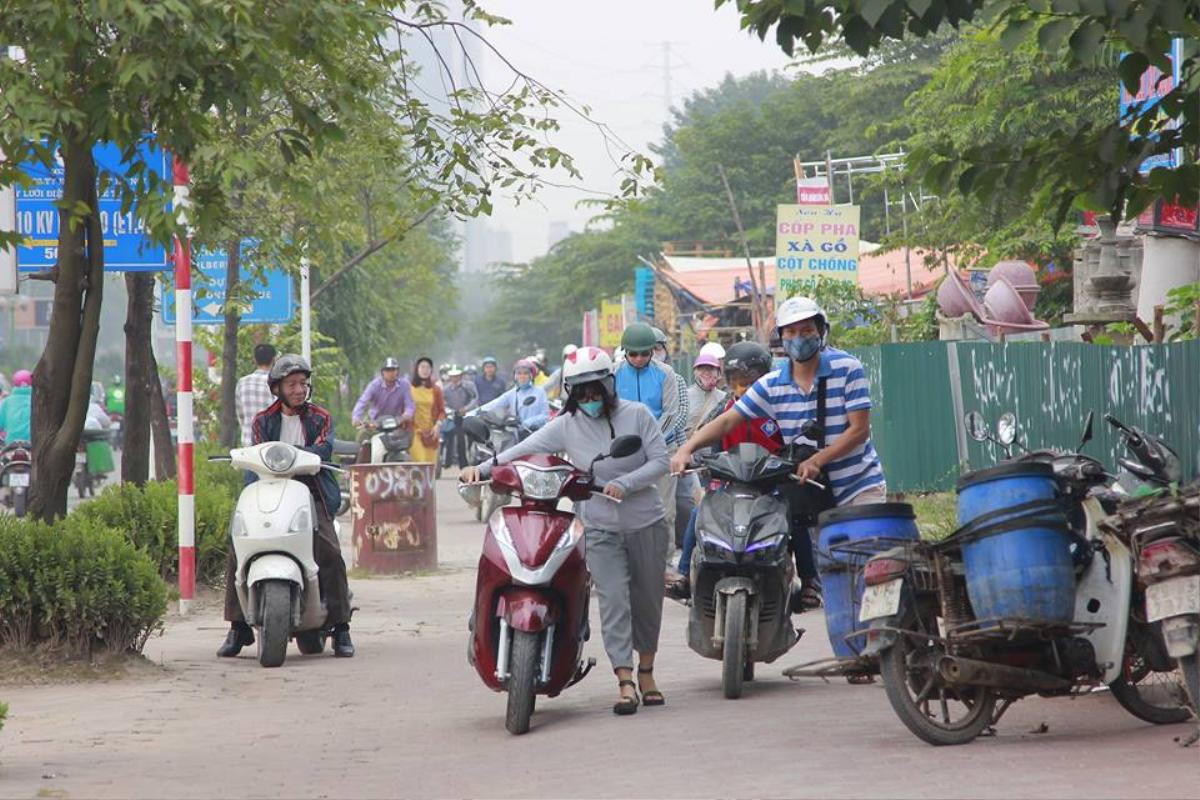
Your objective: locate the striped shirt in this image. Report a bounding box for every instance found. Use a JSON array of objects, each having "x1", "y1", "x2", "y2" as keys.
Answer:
[{"x1": 734, "y1": 347, "x2": 885, "y2": 503}]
